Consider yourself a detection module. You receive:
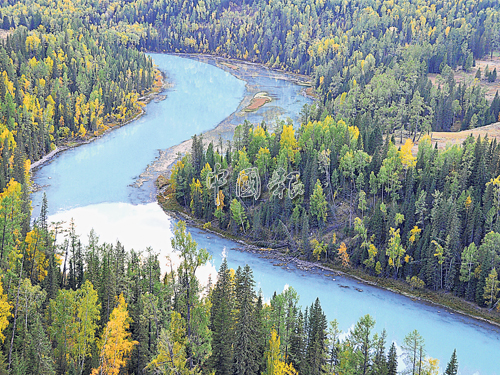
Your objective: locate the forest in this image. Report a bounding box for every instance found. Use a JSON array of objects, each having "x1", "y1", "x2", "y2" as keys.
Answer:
[
  {"x1": 168, "y1": 116, "x2": 500, "y2": 312},
  {"x1": 0, "y1": 213, "x2": 459, "y2": 374},
  {"x1": 0, "y1": 0, "x2": 498, "y2": 373}
]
